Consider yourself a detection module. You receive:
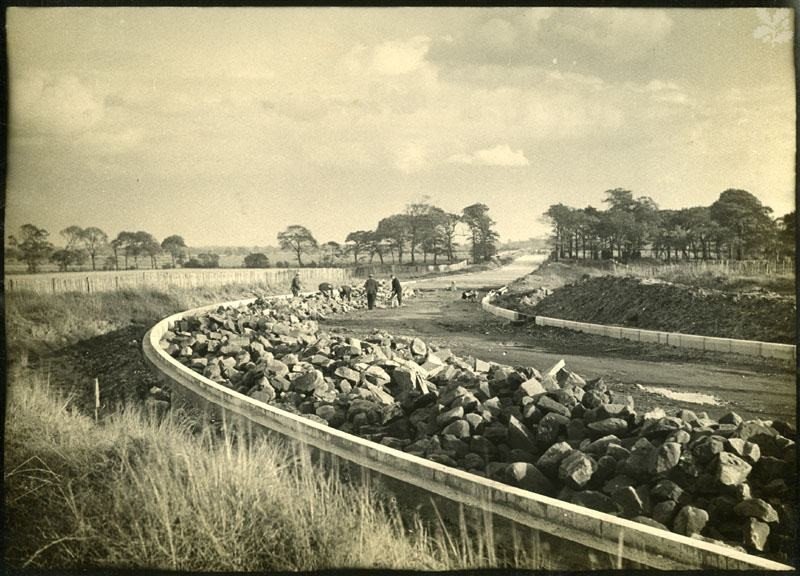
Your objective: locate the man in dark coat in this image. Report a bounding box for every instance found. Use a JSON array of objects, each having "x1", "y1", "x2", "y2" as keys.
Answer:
[
  {"x1": 339, "y1": 284, "x2": 352, "y2": 301},
  {"x1": 290, "y1": 273, "x2": 302, "y2": 297},
  {"x1": 390, "y1": 274, "x2": 402, "y2": 307},
  {"x1": 364, "y1": 274, "x2": 379, "y2": 310},
  {"x1": 318, "y1": 282, "x2": 335, "y2": 298}
]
